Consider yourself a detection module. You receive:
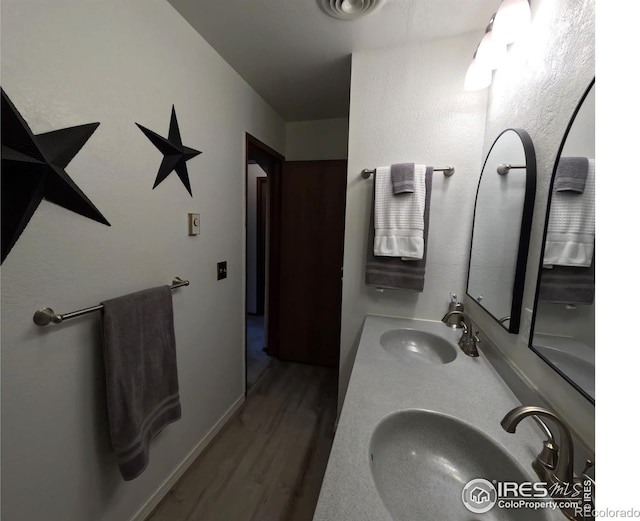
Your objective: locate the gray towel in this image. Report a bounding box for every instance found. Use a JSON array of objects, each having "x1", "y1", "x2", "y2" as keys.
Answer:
[
  {"x1": 539, "y1": 256, "x2": 595, "y2": 305},
  {"x1": 555, "y1": 157, "x2": 589, "y2": 193},
  {"x1": 390, "y1": 163, "x2": 415, "y2": 194},
  {"x1": 101, "y1": 285, "x2": 181, "y2": 481},
  {"x1": 366, "y1": 167, "x2": 433, "y2": 291}
]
